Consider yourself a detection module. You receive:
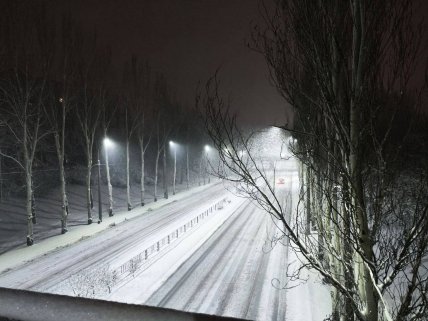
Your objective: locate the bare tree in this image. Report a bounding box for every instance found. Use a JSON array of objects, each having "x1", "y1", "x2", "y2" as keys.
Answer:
[
  {"x1": 68, "y1": 265, "x2": 117, "y2": 298},
  {"x1": 152, "y1": 76, "x2": 174, "y2": 202},
  {"x1": 122, "y1": 56, "x2": 152, "y2": 209},
  {"x1": 75, "y1": 82, "x2": 100, "y2": 225},
  {"x1": 74, "y1": 43, "x2": 106, "y2": 224},
  {"x1": 201, "y1": 1, "x2": 428, "y2": 320},
  {"x1": 100, "y1": 89, "x2": 116, "y2": 216},
  {"x1": 43, "y1": 14, "x2": 80, "y2": 234},
  {"x1": 247, "y1": 1, "x2": 428, "y2": 320},
  {"x1": 134, "y1": 61, "x2": 153, "y2": 207},
  {"x1": 0, "y1": 2, "x2": 53, "y2": 245},
  {"x1": 123, "y1": 106, "x2": 136, "y2": 210},
  {"x1": 153, "y1": 112, "x2": 164, "y2": 202},
  {"x1": 202, "y1": 72, "x2": 428, "y2": 321}
]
